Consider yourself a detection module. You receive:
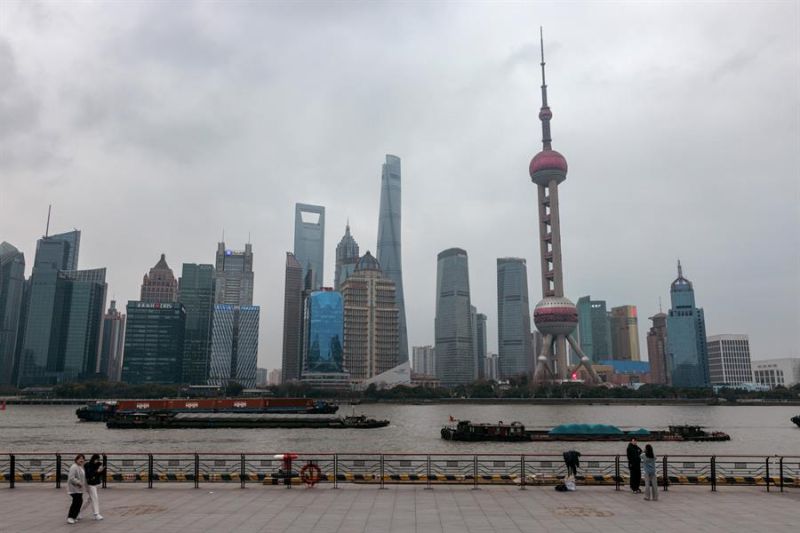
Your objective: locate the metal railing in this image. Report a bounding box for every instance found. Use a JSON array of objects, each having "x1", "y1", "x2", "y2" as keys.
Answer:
[{"x1": 1, "y1": 452, "x2": 798, "y2": 492}]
